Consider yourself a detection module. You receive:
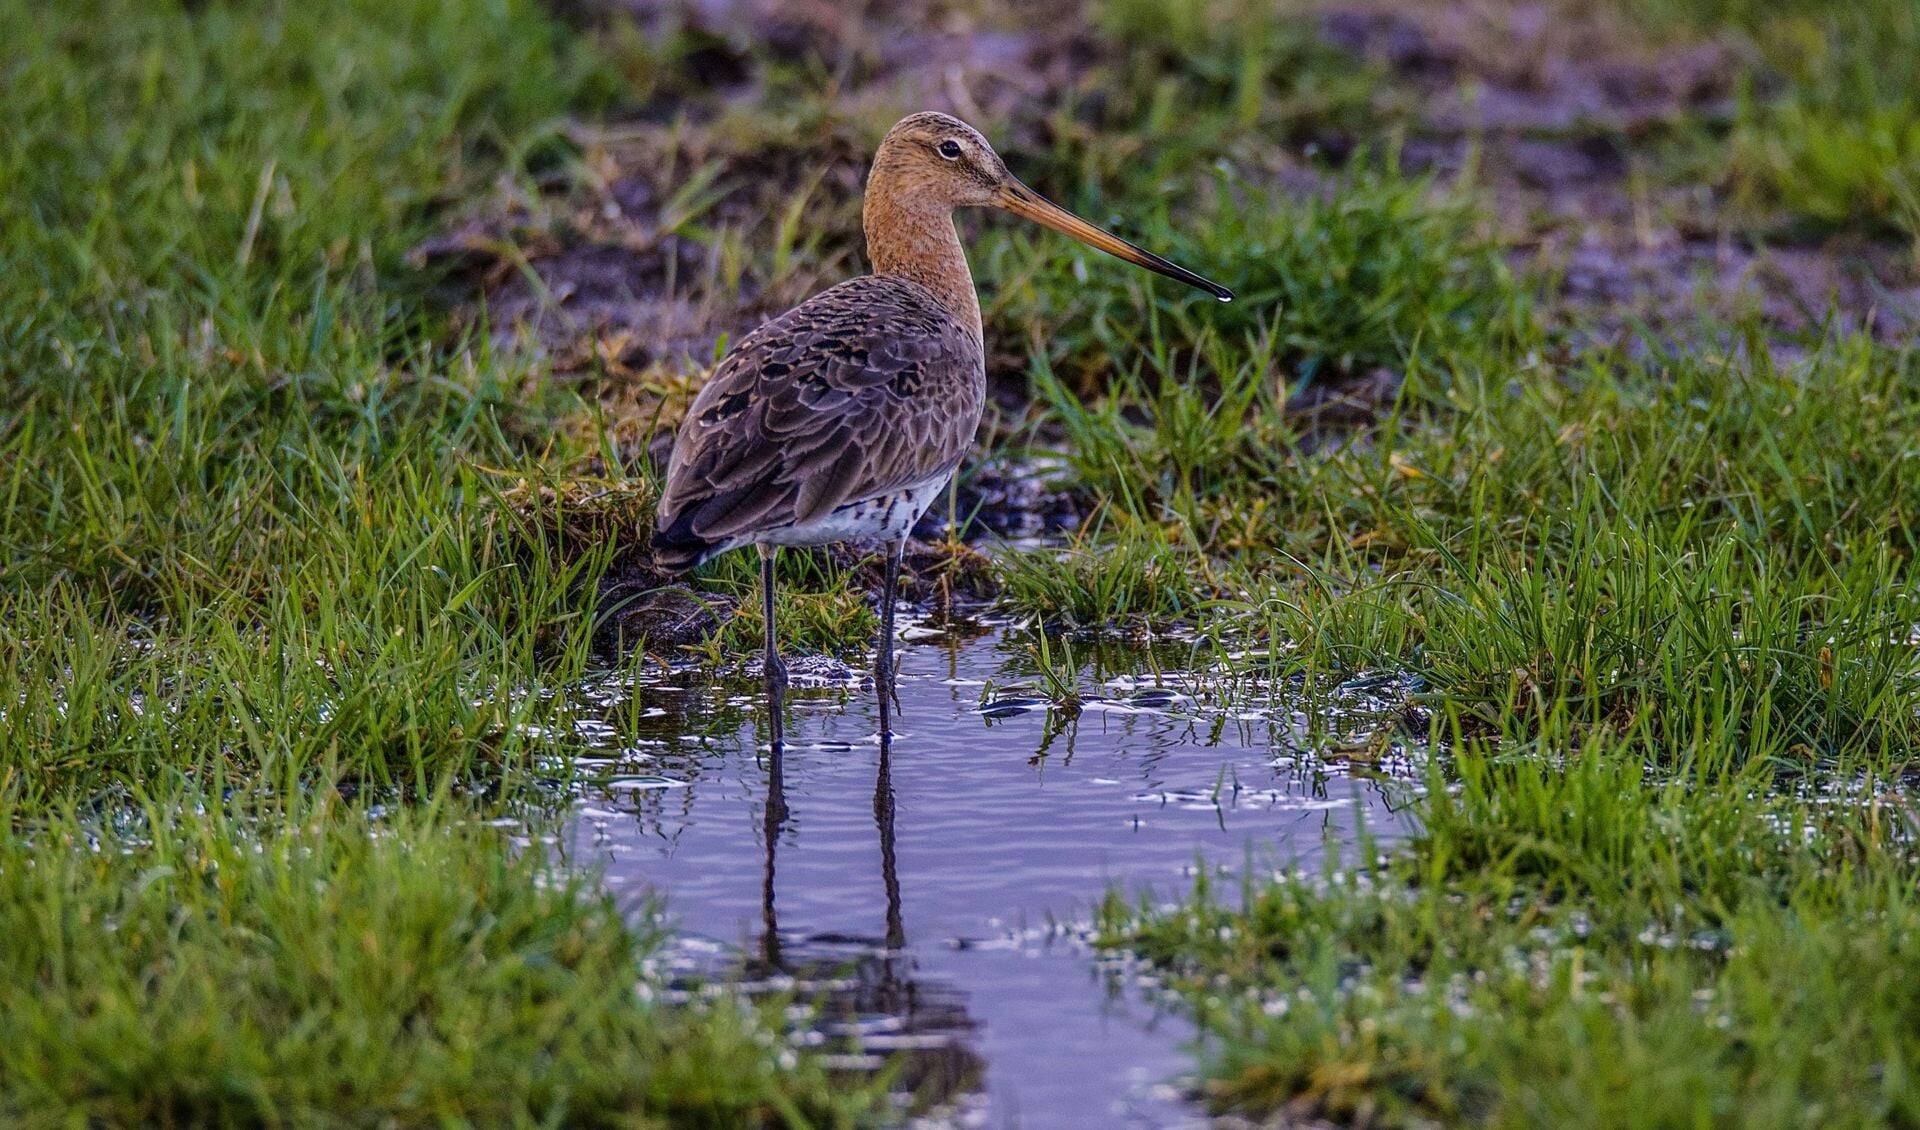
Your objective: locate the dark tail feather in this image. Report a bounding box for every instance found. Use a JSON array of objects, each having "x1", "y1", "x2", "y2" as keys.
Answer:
[{"x1": 650, "y1": 509, "x2": 720, "y2": 574}]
